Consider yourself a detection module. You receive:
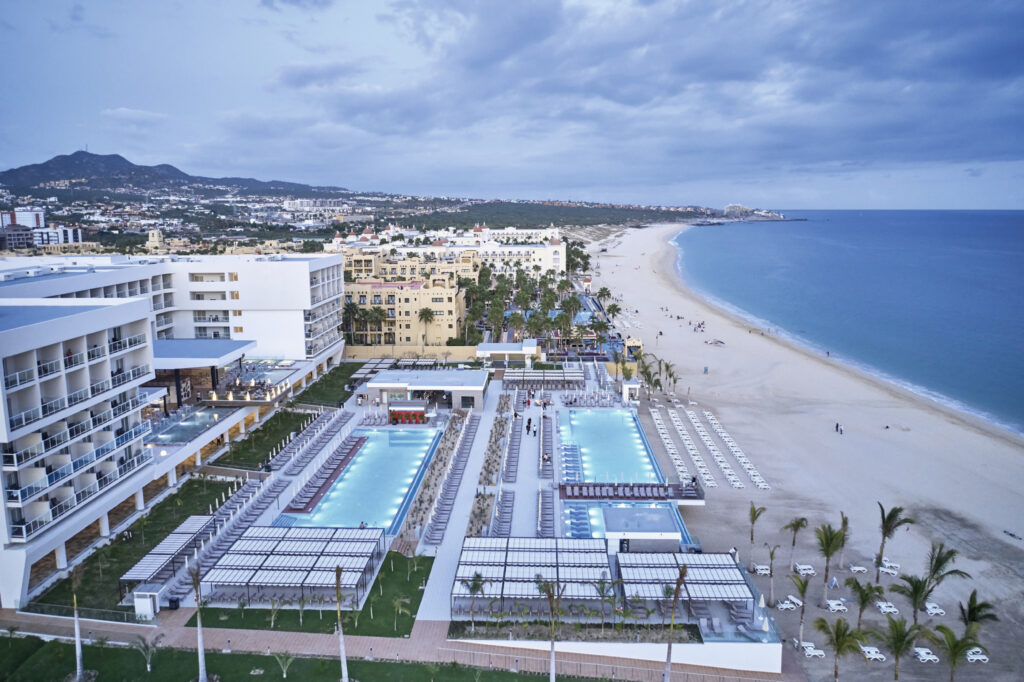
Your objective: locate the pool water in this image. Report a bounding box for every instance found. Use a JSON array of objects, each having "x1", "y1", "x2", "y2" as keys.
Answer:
[
  {"x1": 279, "y1": 427, "x2": 440, "y2": 534},
  {"x1": 147, "y1": 407, "x2": 237, "y2": 444},
  {"x1": 563, "y1": 501, "x2": 693, "y2": 544},
  {"x1": 558, "y1": 409, "x2": 663, "y2": 483}
]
